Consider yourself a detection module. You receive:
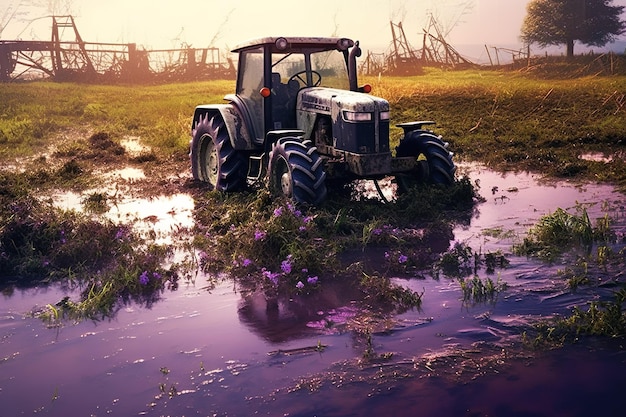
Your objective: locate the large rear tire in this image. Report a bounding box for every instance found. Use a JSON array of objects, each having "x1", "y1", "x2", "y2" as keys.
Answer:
[
  {"x1": 268, "y1": 137, "x2": 327, "y2": 205},
  {"x1": 191, "y1": 113, "x2": 246, "y2": 192},
  {"x1": 395, "y1": 131, "x2": 456, "y2": 193}
]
